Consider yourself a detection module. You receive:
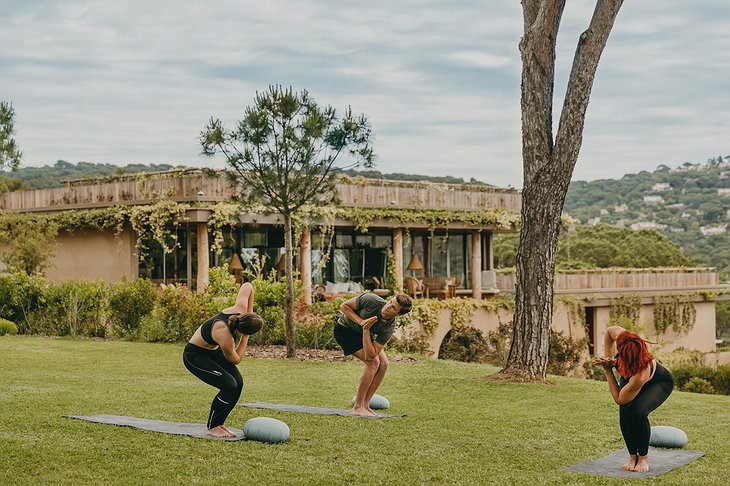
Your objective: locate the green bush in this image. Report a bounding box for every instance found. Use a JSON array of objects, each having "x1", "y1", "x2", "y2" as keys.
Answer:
[
  {"x1": 548, "y1": 330, "x2": 588, "y2": 376},
  {"x1": 43, "y1": 279, "x2": 108, "y2": 337},
  {"x1": 294, "y1": 299, "x2": 342, "y2": 350},
  {"x1": 670, "y1": 364, "x2": 730, "y2": 395},
  {"x1": 655, "y1": 347, "x2": 706, "y2": 369},
  {"x1": 108, "y1": 279, "x2": 158, "y2": 337},
  {"x1": 439, "y1": 327, "x2": 491, "y2": 363},
  {"x1": 0, "y1": 318, "x2": 18, "y2": 335},
  {"x1": 682, "y1": 377, "x2": 716, "y2": 394},
  {"x1": 140, "y1": 284, "x2": 221, "y2": 343},
  {"x1": 0, "y1": 271, "x2": 47, "y2": 333}
]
